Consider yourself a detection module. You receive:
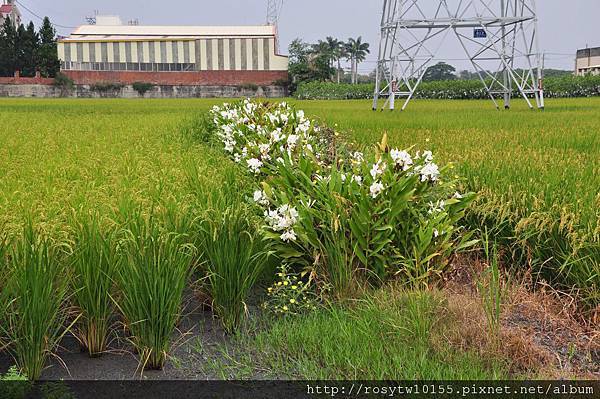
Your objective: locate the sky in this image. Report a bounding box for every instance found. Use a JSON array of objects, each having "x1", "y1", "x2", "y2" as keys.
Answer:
[{"x1": 12, "y1": 0, "x2": 600, "y2": 72}]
